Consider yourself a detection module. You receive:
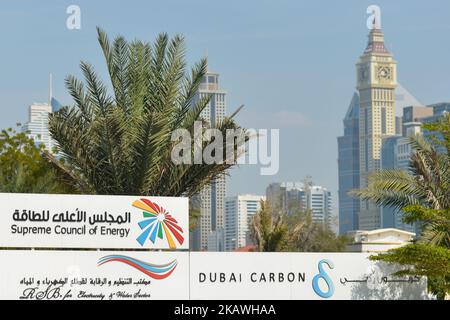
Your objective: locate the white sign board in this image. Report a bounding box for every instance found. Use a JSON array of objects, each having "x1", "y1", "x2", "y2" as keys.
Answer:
[
  {"x1": 190, "y1": 252, "x2": 429, "y2": 300},
  {"x1": 0, "y1": 193, "x2": 189, "y2": 250},
  {"x1": 0, "y1": 251, "x2": 430, "y2": 300},
  {"x1": 0, "y1": 250, "x2": 189, "y2": 300}
]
